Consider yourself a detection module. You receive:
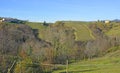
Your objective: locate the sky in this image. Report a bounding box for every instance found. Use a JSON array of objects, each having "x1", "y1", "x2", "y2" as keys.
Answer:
[{"x1": 0, "y1": 0, "x2": 120, "y2": 22}]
